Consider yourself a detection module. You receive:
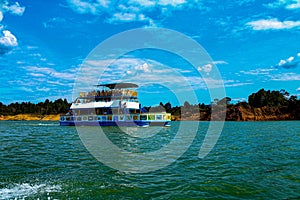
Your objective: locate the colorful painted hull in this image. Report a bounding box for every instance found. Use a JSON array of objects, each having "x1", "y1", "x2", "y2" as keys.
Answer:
[{"x1": 60, "y1": 114, "x2": 171, "y2": 127}]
